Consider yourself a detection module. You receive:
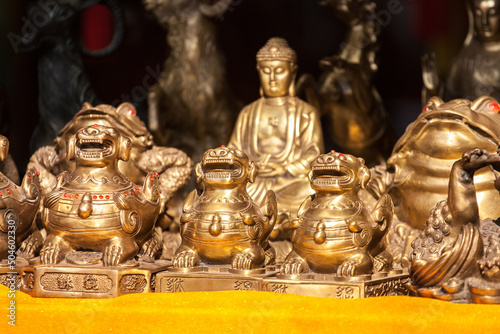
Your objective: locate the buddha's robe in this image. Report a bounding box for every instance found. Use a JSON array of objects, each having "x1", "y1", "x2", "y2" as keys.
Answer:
[{"x1": 228, "y1": 97, "x2": 324, "y2": 215}]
